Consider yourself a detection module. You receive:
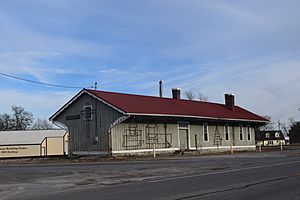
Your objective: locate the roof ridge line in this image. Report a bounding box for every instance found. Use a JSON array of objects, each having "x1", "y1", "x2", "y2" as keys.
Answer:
[{"x1": 85, "y1": 89, "x2": 227, "y2": 107}]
